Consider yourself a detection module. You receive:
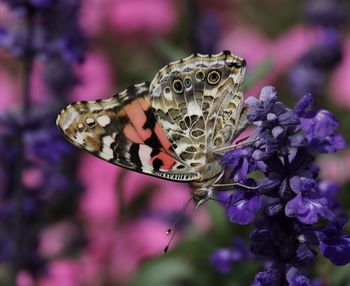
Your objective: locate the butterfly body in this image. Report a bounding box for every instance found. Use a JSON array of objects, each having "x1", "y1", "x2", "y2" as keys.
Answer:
[{"x1": 57, "y1": 51, "x2": 247, "y2": 206}]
